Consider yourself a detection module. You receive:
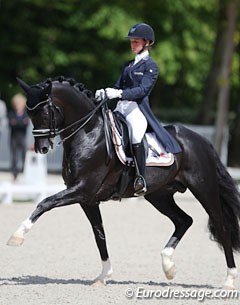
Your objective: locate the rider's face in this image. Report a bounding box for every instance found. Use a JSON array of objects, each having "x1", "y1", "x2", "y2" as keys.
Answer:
[{"x1": 130, "y1": 38, "x2": 146, "y2": 54}]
